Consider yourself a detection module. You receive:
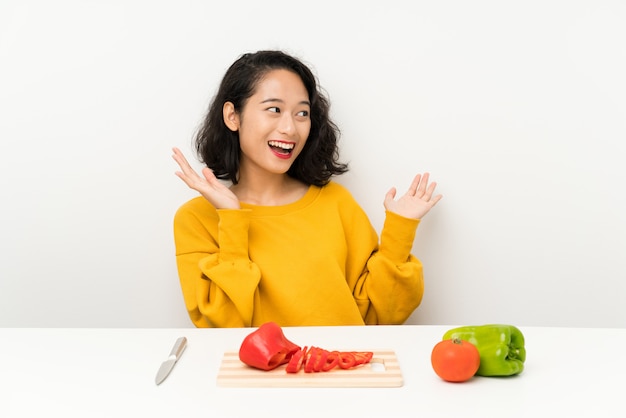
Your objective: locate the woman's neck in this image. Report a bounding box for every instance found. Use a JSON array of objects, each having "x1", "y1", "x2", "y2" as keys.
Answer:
[{"x1": 230, "y1": 174, "x2": 308, "y2": 206}]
